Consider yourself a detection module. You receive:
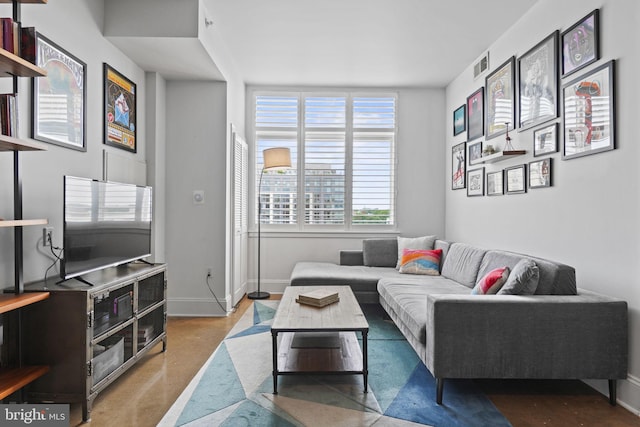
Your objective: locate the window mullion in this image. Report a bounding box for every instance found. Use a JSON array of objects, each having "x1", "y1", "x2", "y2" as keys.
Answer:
[
  {"x1": 345, "y1": 95, "x2": 354, "y2": 229},
  {"x1": 296, "y1": 92, "x2": 305, "y2": 231}
]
